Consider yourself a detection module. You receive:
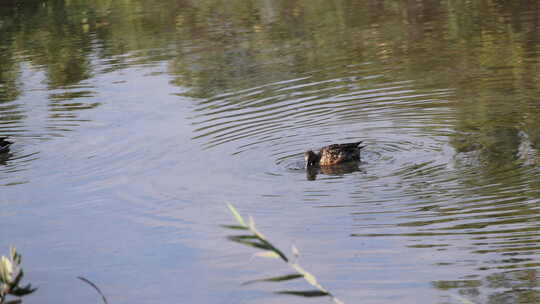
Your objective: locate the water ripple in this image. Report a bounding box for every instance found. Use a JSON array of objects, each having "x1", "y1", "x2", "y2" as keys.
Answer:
[
  {"x1": 187, "y1": 62, "x2": 540, "y2": 270},
  {"x1": 191, "y1": 66, "x2": 455, "y2": 164}
]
